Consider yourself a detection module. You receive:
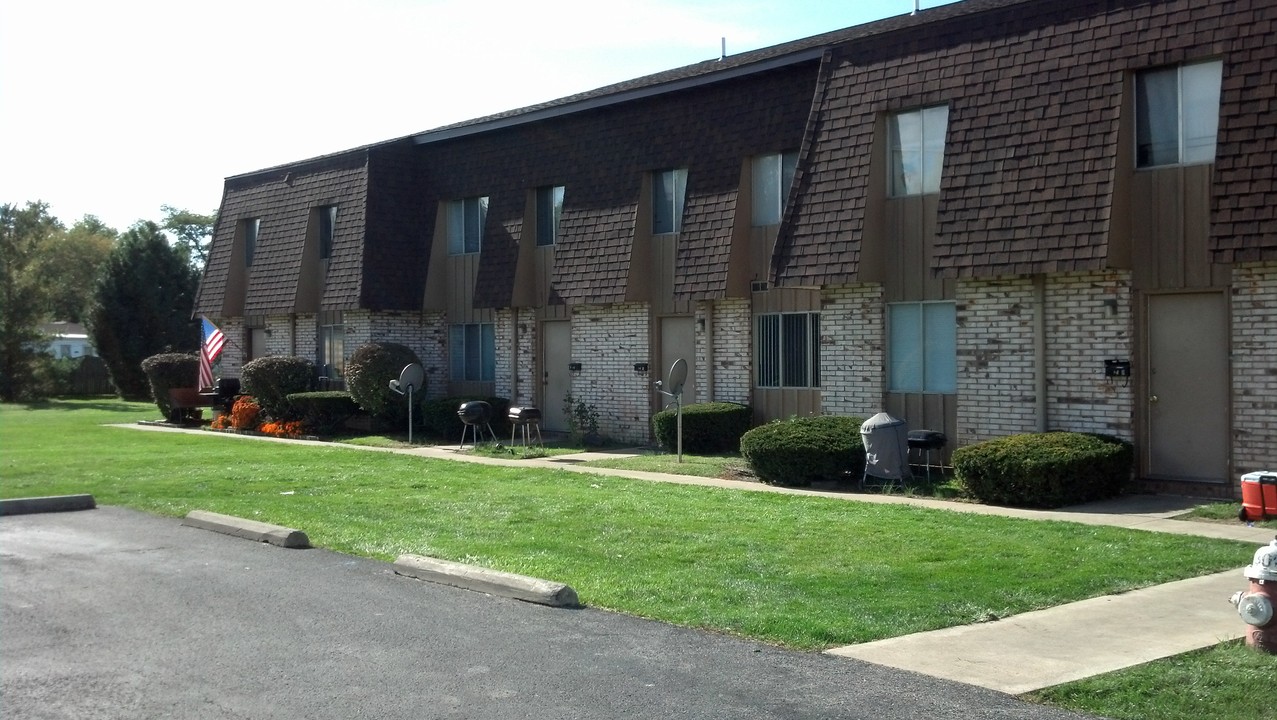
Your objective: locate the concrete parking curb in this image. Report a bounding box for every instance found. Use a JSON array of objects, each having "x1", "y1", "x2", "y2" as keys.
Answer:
[
  {"x1": 394, "y1": 553, "x2": 579, "y2": 607},
  {"x1": 0, "y1": 494, "x2": 96, "y2": 516},
  {"x1": 181, "y1": 510, "x2": 310, "y2": 548}
]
